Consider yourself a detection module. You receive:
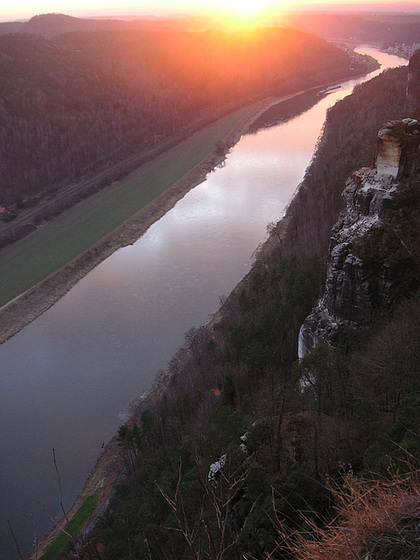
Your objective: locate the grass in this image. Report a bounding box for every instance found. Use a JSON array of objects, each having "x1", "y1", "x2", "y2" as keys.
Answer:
[
  {"x1": 0, "y1": 105, "x2": 255, "y2": 308},
  {"x1": 40, "y1": 493, "x2": 98, "y2": 560}
]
